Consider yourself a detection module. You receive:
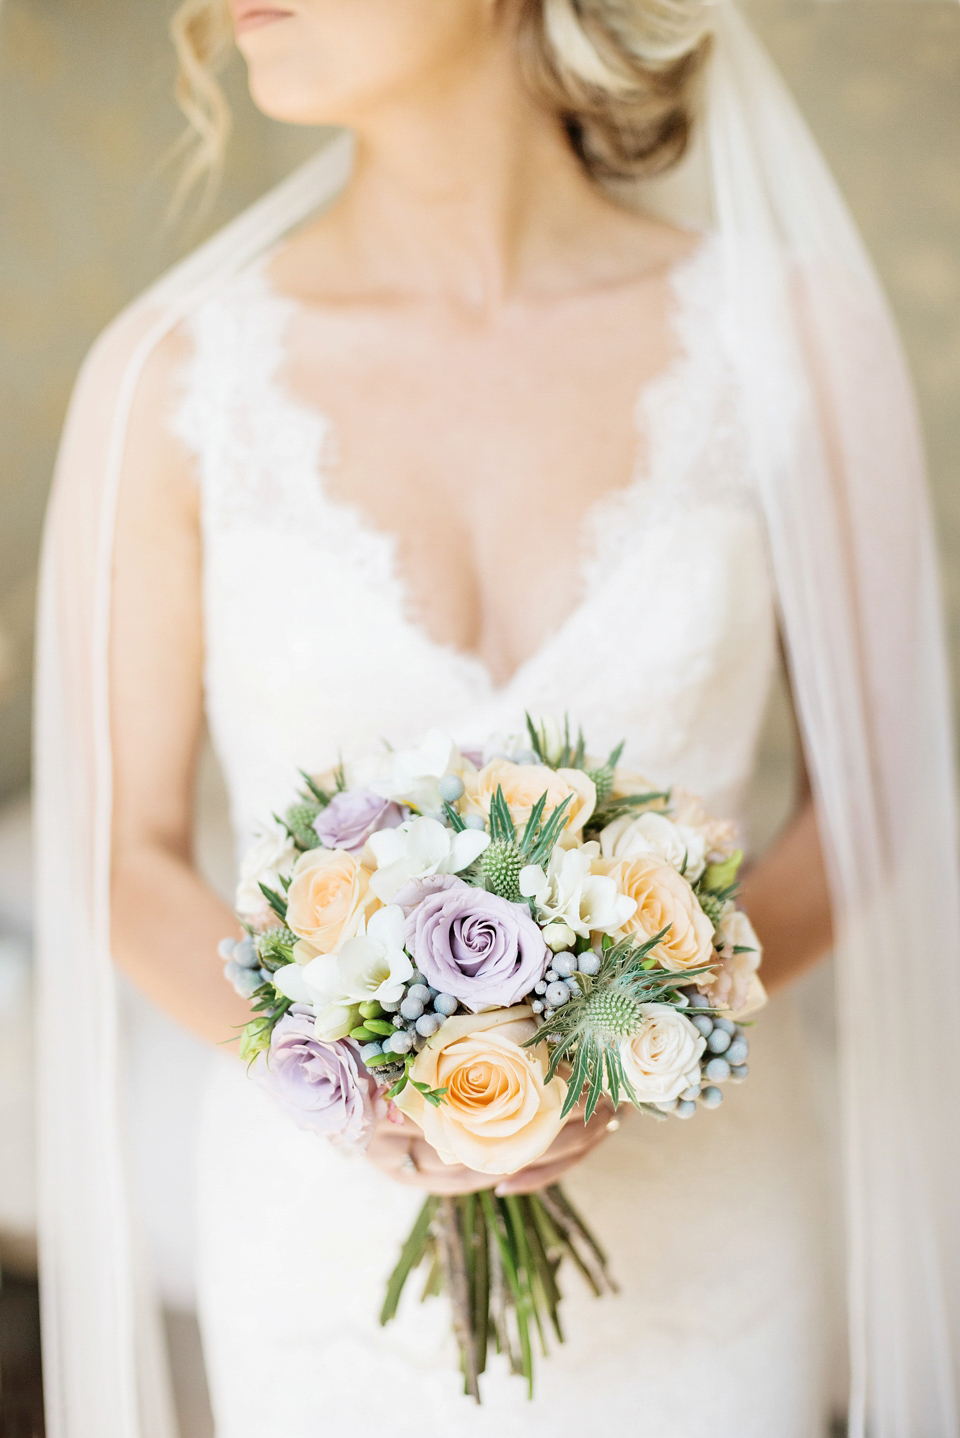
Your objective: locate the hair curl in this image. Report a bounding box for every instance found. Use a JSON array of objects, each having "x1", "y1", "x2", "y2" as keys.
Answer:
[{"x1": 170, "y1": 0, "x2": 709, "y2": 195}]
